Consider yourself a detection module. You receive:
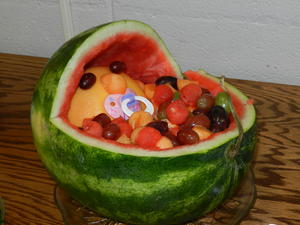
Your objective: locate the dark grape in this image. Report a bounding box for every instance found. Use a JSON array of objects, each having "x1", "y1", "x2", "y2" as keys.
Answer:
[
  {"x1": 146, "y1": 121, "x2": 169, "y2": 134},
  {"x1": 197, "y1": 93, "x2": 215, "y2": 113},
  {"x1": 93, "y1": 113, "x2": 111, "y2": 127},
  {"x1": 177, "y1": 128, "x2": 199, "y2": 145},
  {"x1": 79, "y1": 73, "x2": 96, "y2": 89},
  {"x1": 201, "y1": 88, "x2": 210, "y2": 94},
  {"x1": 102, "y1": 123, "x2": 121, "y2": 140},
  {"x1": 207, "y1": 106, "x2": 230, "y2": 132},
  {"x1": 192, "y1": 108, "x2": 206, "y2": 115},
  {"x1": 109, "y1": 61, "x2": 127, "y2": 74},
  {"x1": 157, "y1": 101, "x2": 170, "y2": 120},
  {"x1": 181, "y1": 114, "x2": 211, "y2": 129},
  {"x1": 155, "y1": 76, "x2": 178, "y2": 90}
]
